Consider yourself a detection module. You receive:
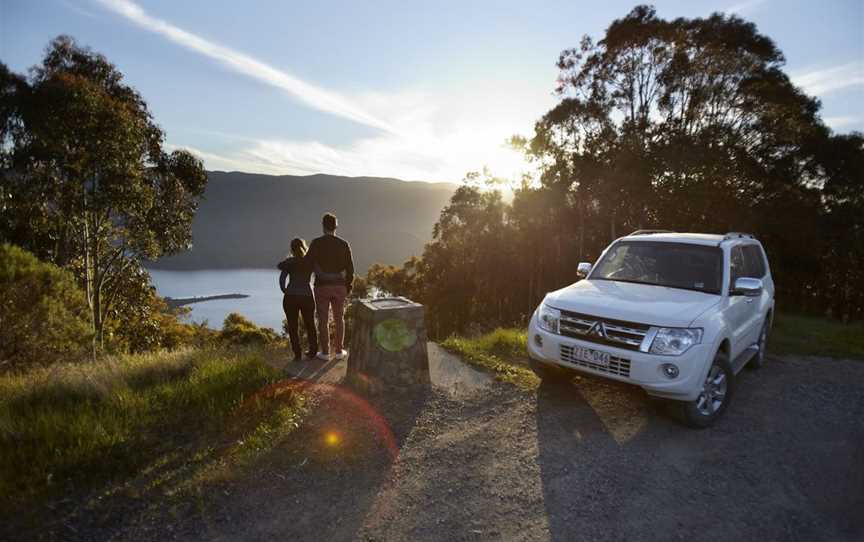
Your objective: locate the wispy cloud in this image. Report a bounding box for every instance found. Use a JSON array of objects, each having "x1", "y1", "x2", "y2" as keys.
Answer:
[
  {"x1": 823, "y1": 116, "x2": 860, "y2": 130},
  {"x1": 95, "y1": 0, "x2": 553, "y2": 181},
  {"x1": 95, "y1": 0, "x2": 394, "y2": 132},
  {"x1": 169, "y1": 84, "x2": 553, "y2": 182},
  {"x1": 792, "y1": 62, "x2": 864, "y2": 96},
  {"x1": 62, "y1": 0, "x2": 99, "y2": 18},
  {"x1": 172, "y1": 120, "x2": 532, "y2": 182},
  {"x1": 725, "y1": 0, "x2": 768, "y2": 15}
]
